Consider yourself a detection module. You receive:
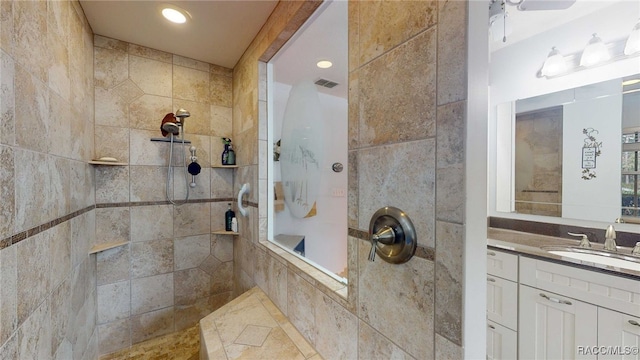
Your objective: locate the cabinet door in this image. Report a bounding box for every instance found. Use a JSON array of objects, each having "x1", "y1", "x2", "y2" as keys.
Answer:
[
  {"x1": 519, "y1": 285, "x2": 598, "y2": 360},
  {"x1": 598, "y1": 308, "x2": 640, "y2": 360},
  {"x1": 487, "y1": 275, "x2": 518, "y2": 331},
  {"x1": 487, "y1": 249, "x2": 519, "y2": 282},
  {"x1": 488, "y1": 320, "x2": 517, "y2": 360}
]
